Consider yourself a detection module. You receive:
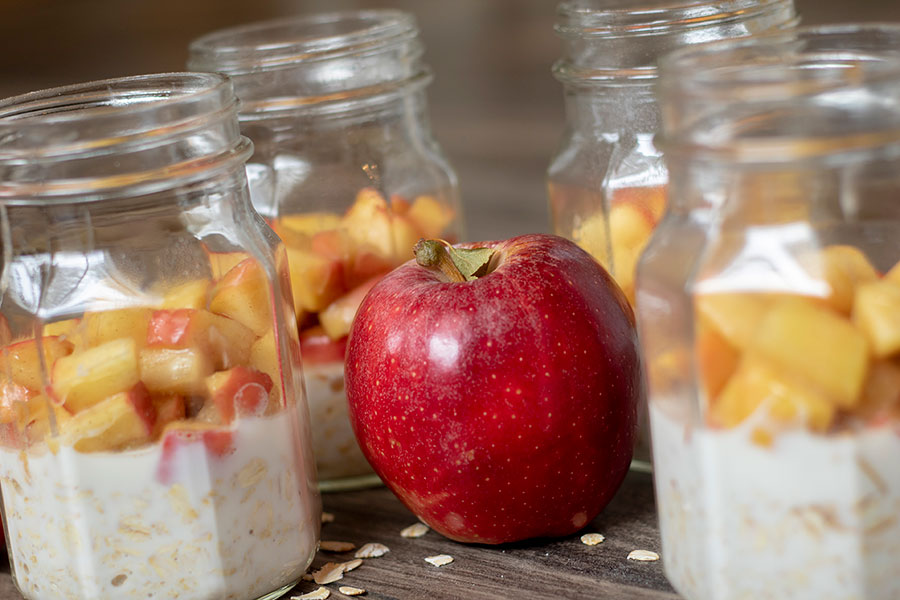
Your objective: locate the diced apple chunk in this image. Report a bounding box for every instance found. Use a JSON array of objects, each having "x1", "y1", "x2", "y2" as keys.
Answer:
[
  {"x1": 41, "y1": 319, "x2": 81, "y2": 340},
  {"x1": 815, "y1": 245, "x2": 878, "y2": 315},
  {"x1": 139, "y1": 347, "x2": 213, "y2": 396},
  {"x1": 203, "y1": 367, "x2": 273, "y2": 424},
  {"x1": 52, "y1": 338, "x2": 140, "y2": 413},
  {"x1": 572, "y1": 212, "x2": 611, "y2": 269},
  {"x1": 146, "y1": 309, "x2": 254, "y2": 370},
  {"x1": 751, "y1": 297, "x2": 868, "y2": 409},
  {"x1": 3, "y1": 336, "x2": 74, "y2": 391},
  {"x1": 160, "y1": 279, "x2": 211, "y2": 310},
  {"x1": 276, "y1": 212, "x2": 342, "y2": 247},
  {"x1": 152, "y1": 394, "x2": 187, "y2": 436},
  {"x1": 391, "y1": 214, "x2": 422, "y2": 264},
  {"x1": 343, "y1": 188, "x2": 394, "y2": 262},
  {"x1": 285, "y1": 246, "x2": 345, "y2": 314},
  {"x1": 209, "y1": 258, "x2": 273, "y2": 336},
  {"x1": 853, "y1": 279, "x2": 900, "y2": 359},
  {"x1": 207, "y1": 251, "x2": 249, "y2": 280},
  {"x1": 0, "y1": 377, "x2": 37, "y2": 424},
  {"x1": 710, "y1": 356, "x2": 835, "y2": 432},
  {"x1": 250, "y1": 329, "x2": 283, "y2": 404},
  {"x1": 407, "y1": 195, "x2": 453, "y2": 239},
  {"x1": 857, "y1": 360, "x2": 900, "y2": 423},
  {"x1": 60, "y1": 383, "x2": 156, "y2": 452},
  {"x1": 319, "y1": 277, "x2": 381, "y2": 341},
  {"x1": 696, "y1": 293, "x2": 774, "y2": 351},
  {"x1": 15, "y1": 395, "x2": 71, "y2": 446},
  {"x1": 696, "y1": 322, "x2": 740, "y2": 401},
  {"x1": 83, "y1": 308, "x2": 153, "y2": 348},
  {"x1": 610, "y1": 203, "x2": 654, "y2": 255}
]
